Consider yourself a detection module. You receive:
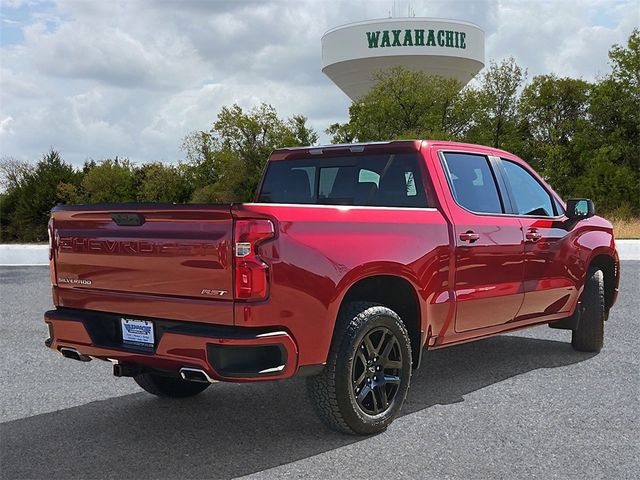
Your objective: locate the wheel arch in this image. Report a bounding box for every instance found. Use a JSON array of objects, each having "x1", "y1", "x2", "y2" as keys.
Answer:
[{"x1": 339, "y1": 274, "x2": 424, "y2": 369}]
